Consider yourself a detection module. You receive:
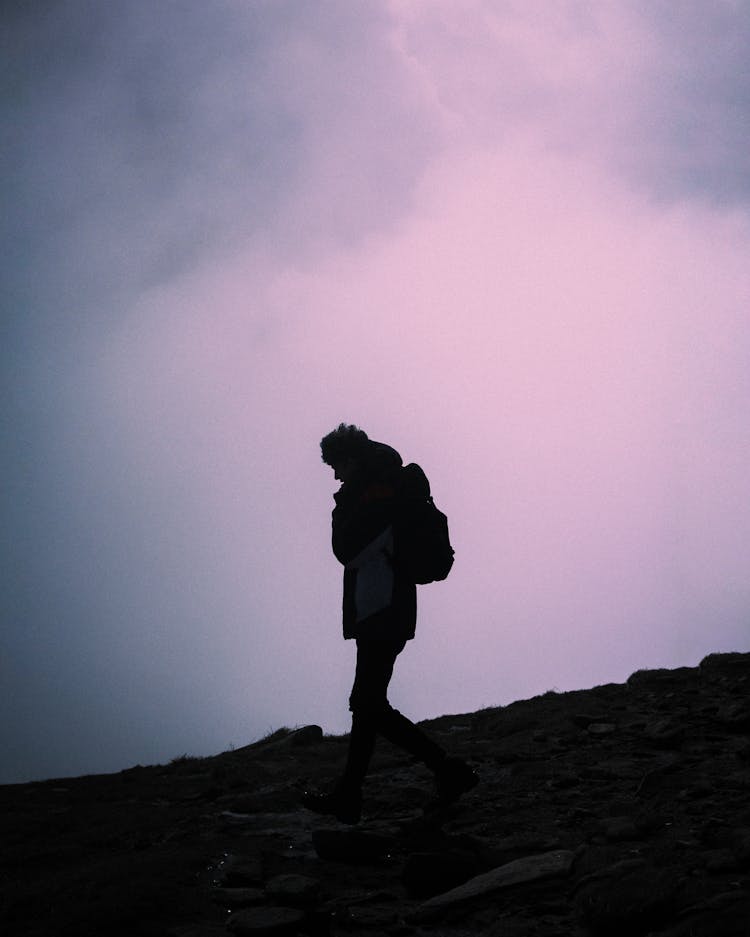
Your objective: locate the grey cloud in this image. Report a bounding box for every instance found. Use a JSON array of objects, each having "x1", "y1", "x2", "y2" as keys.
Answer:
[
  {"x1": 393, "y1": 1, "x2": 750, "y2": 208},
  {"x1": 2, "y1": 1, "x2": 442, "y2": 782},
  {"x1": 3, "y1": 3, "x2": 300, "y2": 315},
  {"x1": 2, "y1": 1, "x2": 438, "y2": 323},
  {"x1": 627, "y1": 1, "x2": 750, "y2": 205}
]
